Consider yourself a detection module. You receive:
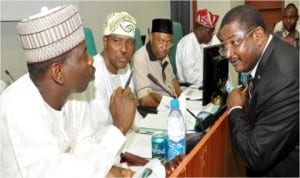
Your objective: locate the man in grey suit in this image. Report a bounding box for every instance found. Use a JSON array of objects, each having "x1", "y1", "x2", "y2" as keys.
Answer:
[{"x1": 217, "y1": 5, "x2": 299, "y2": 177}]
